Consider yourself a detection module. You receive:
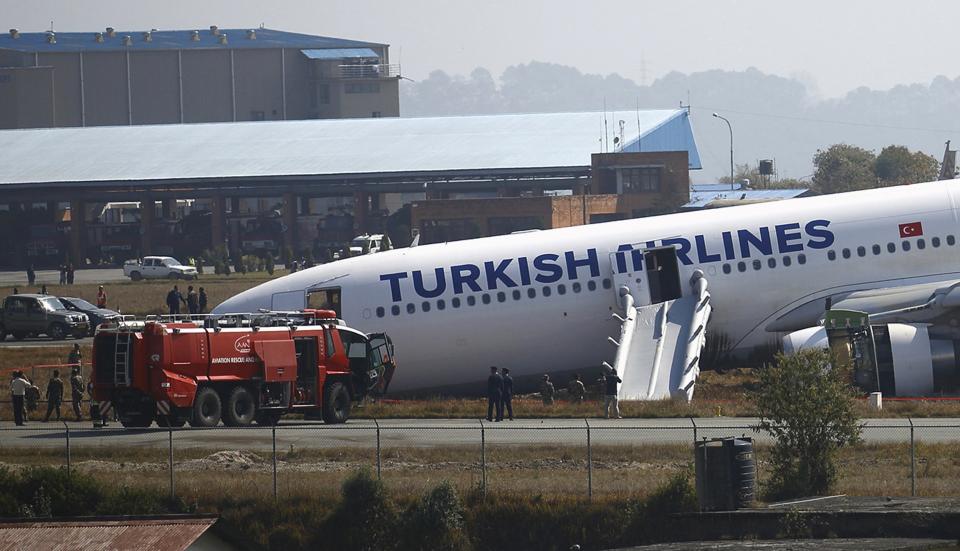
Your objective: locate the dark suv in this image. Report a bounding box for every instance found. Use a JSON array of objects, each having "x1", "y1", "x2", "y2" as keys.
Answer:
[{"x1": 0, "y1": 295, "x2": 89, "y2": 340}]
